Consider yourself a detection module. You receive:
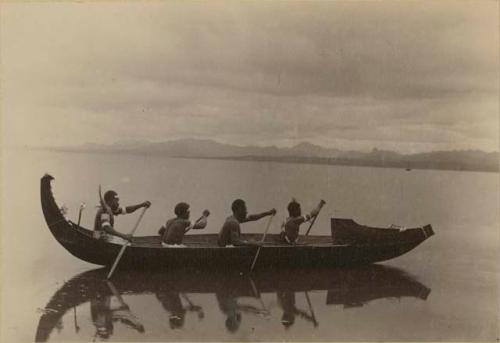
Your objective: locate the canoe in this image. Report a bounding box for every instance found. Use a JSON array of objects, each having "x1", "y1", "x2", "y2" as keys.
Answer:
[
  {"x1": 41, "y1": 174, "x2": 434, "y2": 270},
  {"x1": 35, "y1": 264, "x2": 431, "y2": 342}
]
